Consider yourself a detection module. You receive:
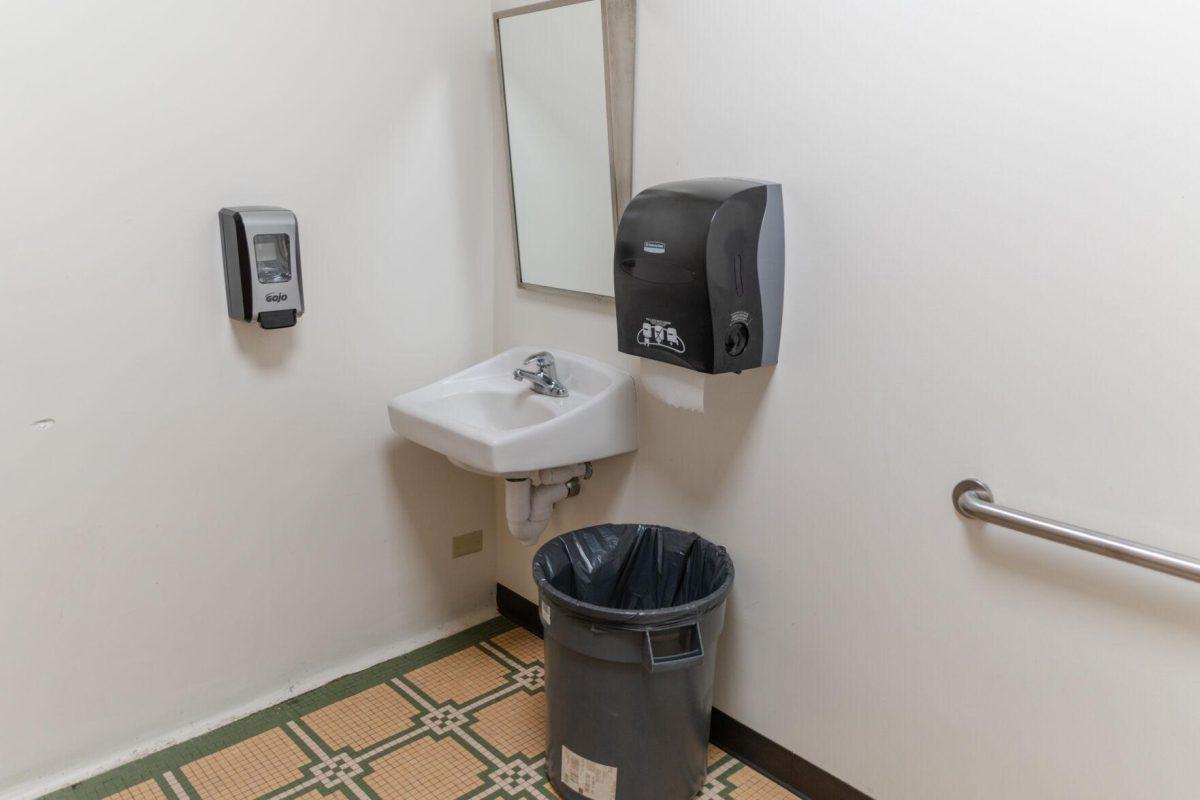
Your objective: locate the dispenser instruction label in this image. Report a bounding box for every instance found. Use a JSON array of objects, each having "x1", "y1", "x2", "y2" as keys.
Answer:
[
  {"x1": 636, "y1": 317, "x2": 686, "y2": 354},
  {"x1": 561, "y1": 745, "x2": 617, "y2": 800}
]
